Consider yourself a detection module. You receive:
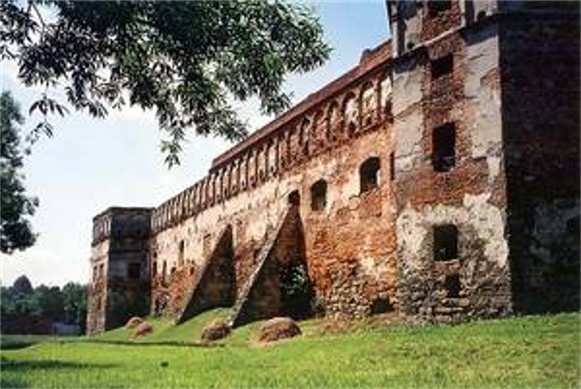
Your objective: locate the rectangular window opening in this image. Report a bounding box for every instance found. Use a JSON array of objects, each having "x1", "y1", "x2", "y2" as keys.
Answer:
[
  {"x1": 434, "y1": 224, "x2": 458, "y2": 261},
  {"x1": 445, "y1": 274, "x2": 461, "y2": 298},
  {"x1": 127, "y1": 263, "x2": 141, "y2": 280},
  {"x1": 428, "y1": 0, "x2": 452, "y2": 17},
  {"x1": 432, "y1": 123, "x2": 456, "y2": 172},
  {"x1": 430, "y1": 54, "x2": 454, "y2": 79}
]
